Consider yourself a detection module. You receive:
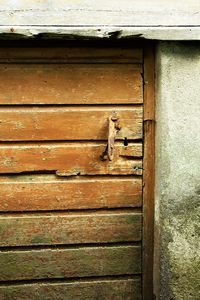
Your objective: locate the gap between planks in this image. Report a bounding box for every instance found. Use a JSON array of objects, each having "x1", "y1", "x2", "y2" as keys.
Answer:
[
  {"x1": 0, "y1": 103, "x2": 143, "y2": 107},
  {"x1": 0, "y1": 172, "x2": 143, "y2": 177},
  {"x1": 0, "y1": 274, "x2": 141, "y2": 286},
  {"x1": 0, "y1": 207, "x2": 142, "y2": 217},
  {"x1": 0, "y1": 242, "x2": 142, "y2": 252},
  {"x1": 0, "y1": 174, "x2": 142, "y2": 181},
  {"x1": 0, "y1": 141, "x2": 142, "y2": 145},
  {"x1": 0, "y1": 104, "x2": 143, "y2": 110},
  {"x1": 0, "y1": 61, "x2": 142, "y2": 64}
]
